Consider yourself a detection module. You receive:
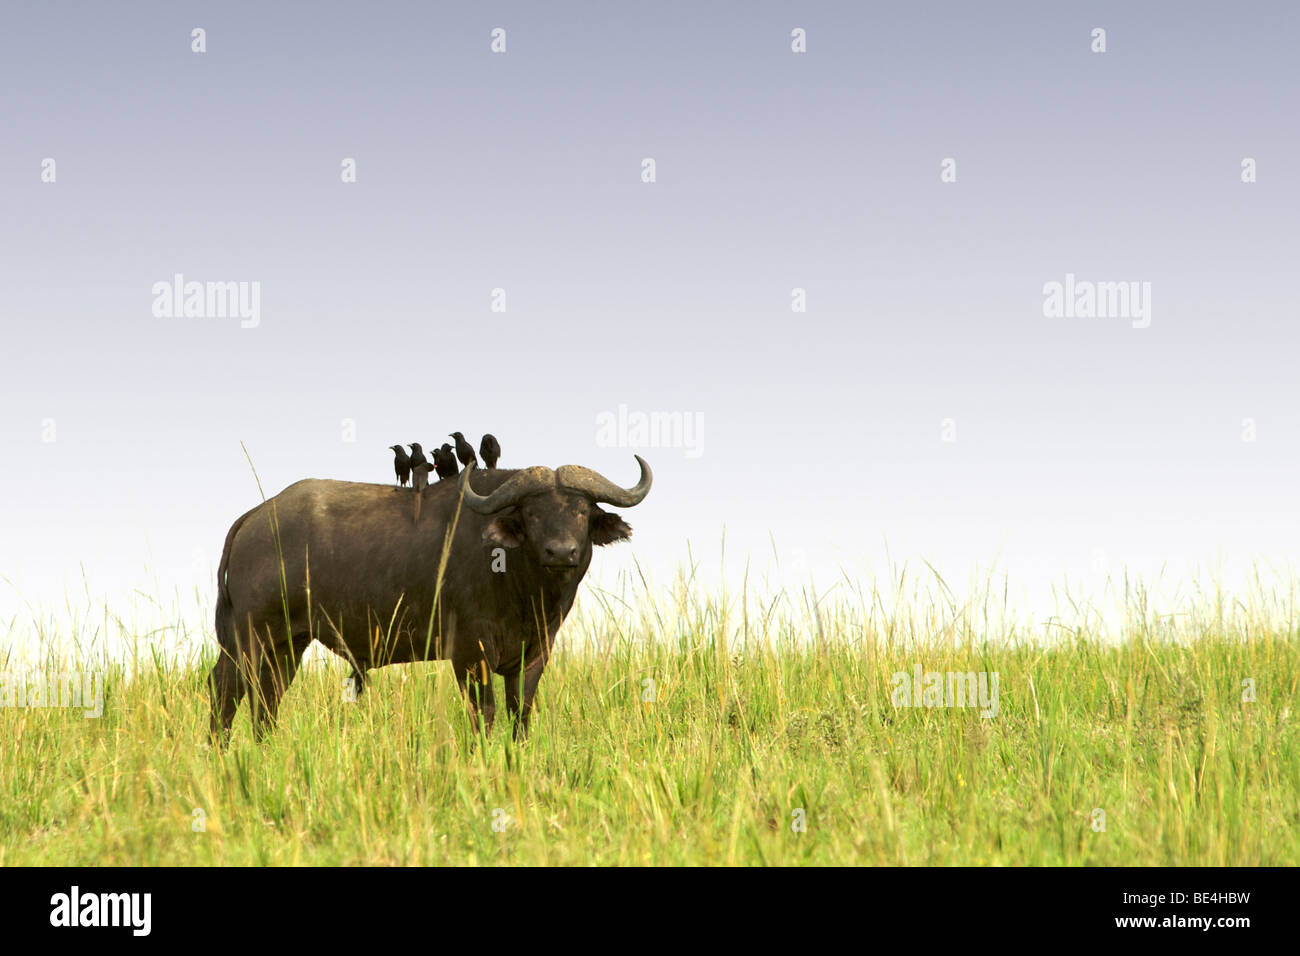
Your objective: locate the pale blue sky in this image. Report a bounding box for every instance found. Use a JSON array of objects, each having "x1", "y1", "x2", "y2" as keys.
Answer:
[{"x1": 2, "y1": 2, "x2": 1297, "y2": 644}]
